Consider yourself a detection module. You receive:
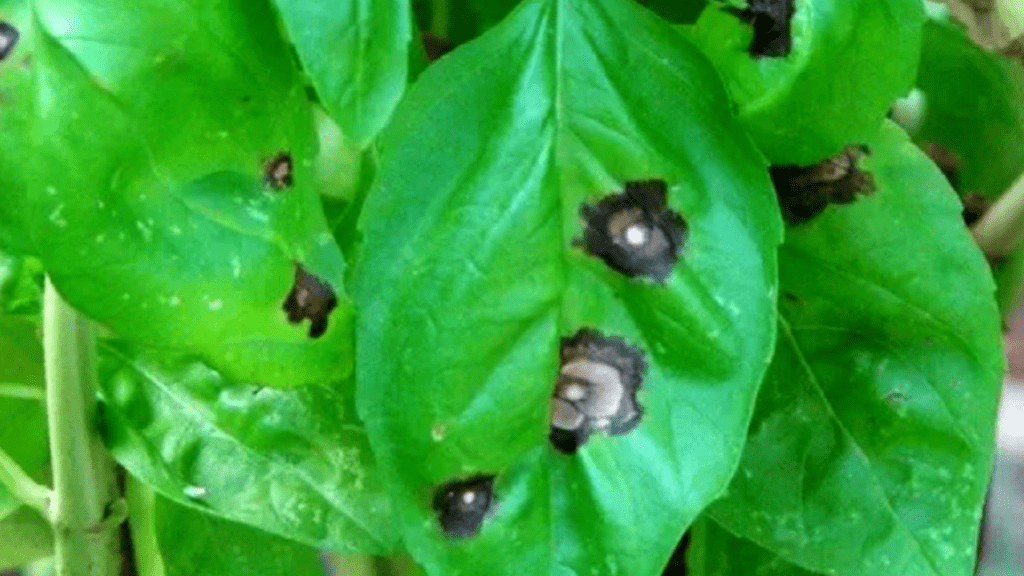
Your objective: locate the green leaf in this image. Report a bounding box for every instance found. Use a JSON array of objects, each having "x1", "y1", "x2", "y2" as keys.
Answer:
[
  {"x1": 96, "y1": 342, "x2": 395, "y2": 554},
  {"x1": 0, "y1": 1, "x2": 33, "y2": 254},
  {"x1": 687, "y1": 518, "x2": 818, "y2": 576},
  {"x1": 8, "y1": 0, "x2": 352, "y2": 386},
  {"x1": 689, "y1": 0, "x2": 924, "y2": 164},
  {"x1": 912, "y1": 18, "x2": 1024, "y2": 200},
  {"x1": 155, "y1": 494, "x2": 323, "y2": 576},
  {"x1": 636, "y1": 0, "x2": 707, "y2": 24},
  {"x1": 0, "y1": 507, "x2": 53, "y2": 570},
  {"x1": 0, "y1": 315, "x2": 48, "y2": 519},
  {"x1": 708, "y1": 123, "x2": 1003, "y2": 576},
  {"x1": 353, "y1": 0, "x2": 781, "y2": 573},
  {"x1": 271, "y1": 0, "x2": 412, "y2": 145}
]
